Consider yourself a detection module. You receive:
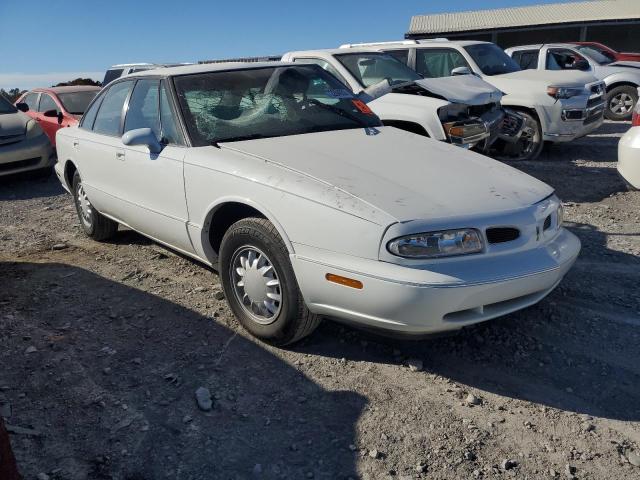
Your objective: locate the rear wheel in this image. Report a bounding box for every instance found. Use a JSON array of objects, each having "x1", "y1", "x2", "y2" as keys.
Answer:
[
  {"x1": 219, "y1": 217, "x2": 320, "y2": 346},
  {"x1": 72, "y1": 171, "x2": 118, "y2": 241},
  {"x1": 495, "y1": 111, "x2": 543, "y2": 161},
  {"x1": 605, "y1": 85, "x2": 638, "y2": 121}
]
